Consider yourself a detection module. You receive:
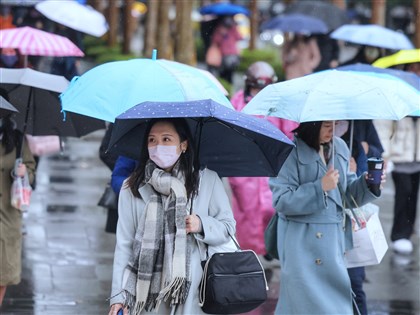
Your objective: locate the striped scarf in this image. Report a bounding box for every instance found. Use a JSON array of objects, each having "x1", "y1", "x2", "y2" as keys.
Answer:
[{"x1": 123, "y1": 160, "x2": 192, "y2": 314}]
